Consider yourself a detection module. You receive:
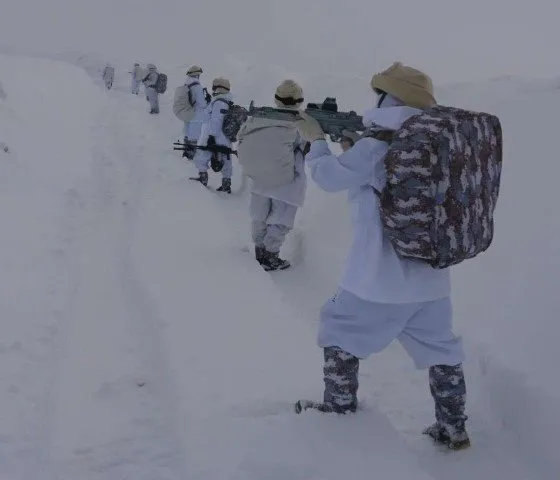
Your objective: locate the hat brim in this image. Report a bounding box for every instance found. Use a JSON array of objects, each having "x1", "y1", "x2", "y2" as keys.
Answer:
[{"x1": 371, "y1": 75, "x2": 436, "y2": 109}]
